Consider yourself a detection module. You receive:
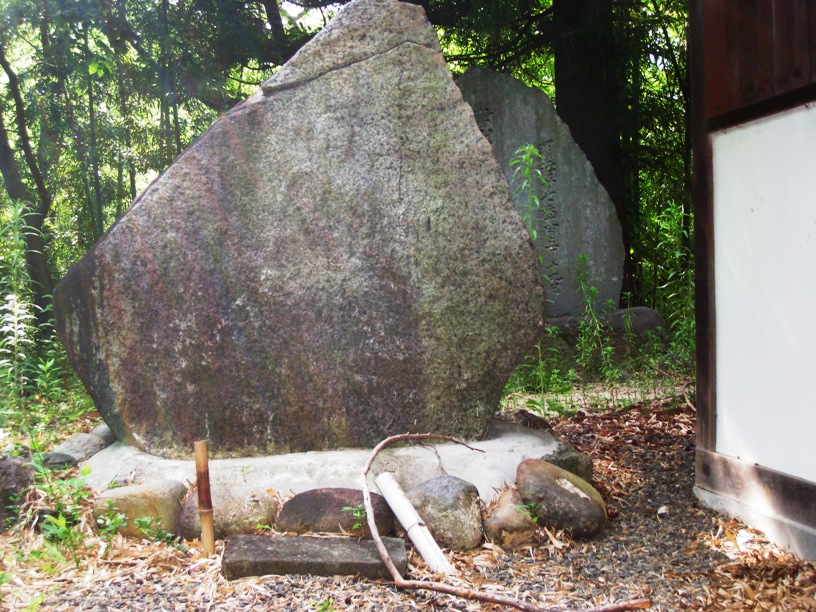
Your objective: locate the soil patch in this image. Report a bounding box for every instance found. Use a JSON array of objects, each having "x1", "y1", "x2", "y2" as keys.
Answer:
[{"x1": 2, "y1": 400, "x2": 814, "y2": 610}]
